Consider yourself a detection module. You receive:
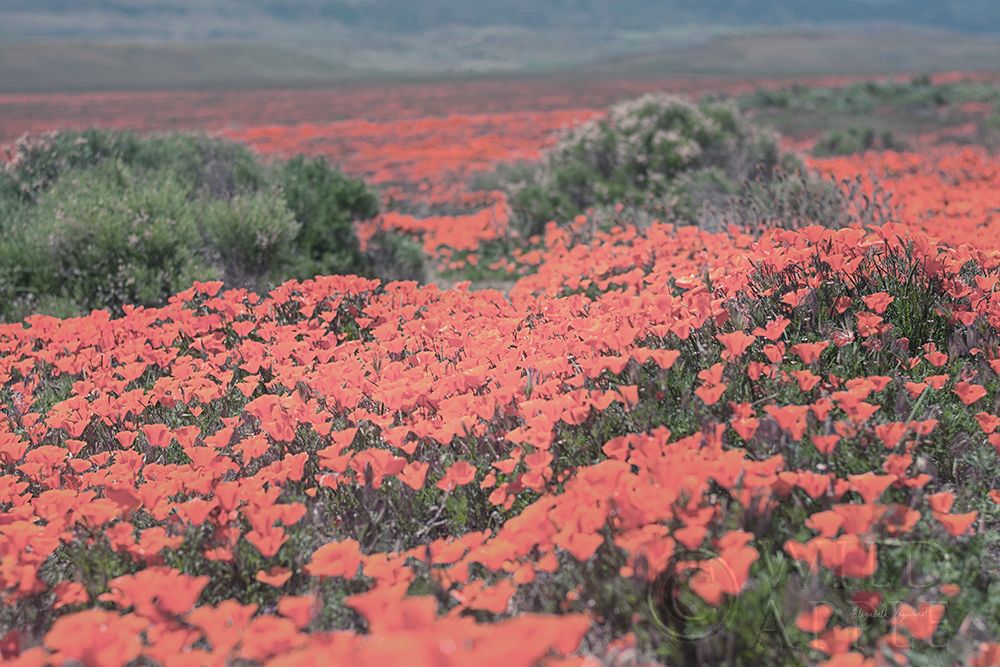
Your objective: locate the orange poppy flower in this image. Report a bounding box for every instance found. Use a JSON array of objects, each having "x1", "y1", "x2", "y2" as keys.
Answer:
[{"x1": 306, "y1": 539, "x2": 363, "y2": 579}]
